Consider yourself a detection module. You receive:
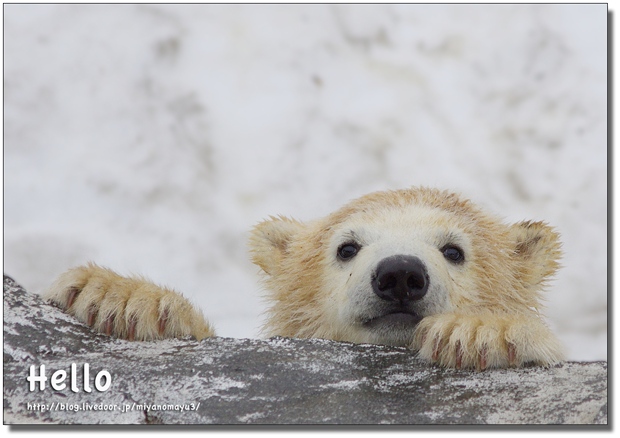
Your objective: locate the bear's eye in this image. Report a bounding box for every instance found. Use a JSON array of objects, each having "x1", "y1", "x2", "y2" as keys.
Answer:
[
  {"x1": 441, "y1": 245, "x2": 465, "y2": 264},
  {"x1": 337, "y1": 243, "x2": 360, "y2": 261}
]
